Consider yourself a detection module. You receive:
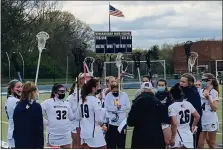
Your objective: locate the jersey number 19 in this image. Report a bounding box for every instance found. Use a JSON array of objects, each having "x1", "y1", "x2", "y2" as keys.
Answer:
[{"x1": 81, "y1": 104, "x2": 89, "y2": 118}]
